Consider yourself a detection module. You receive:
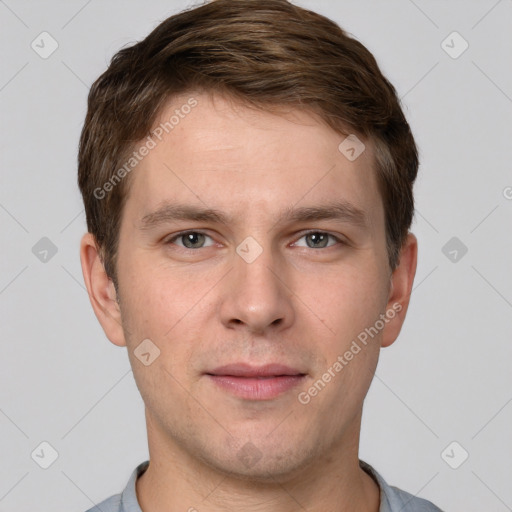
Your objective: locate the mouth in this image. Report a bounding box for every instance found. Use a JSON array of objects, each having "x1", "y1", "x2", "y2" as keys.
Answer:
[{"x1": 205, "y1": 363, "x2": 307, "y2": 400}]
